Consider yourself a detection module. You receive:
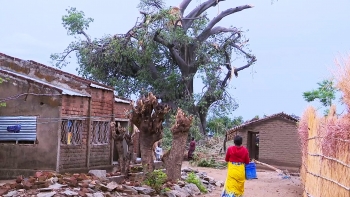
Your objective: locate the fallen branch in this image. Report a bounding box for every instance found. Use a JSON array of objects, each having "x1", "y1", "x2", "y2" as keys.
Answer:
[{"x1": 252, "y1": 159, "x2": 283, "y2": 174}]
